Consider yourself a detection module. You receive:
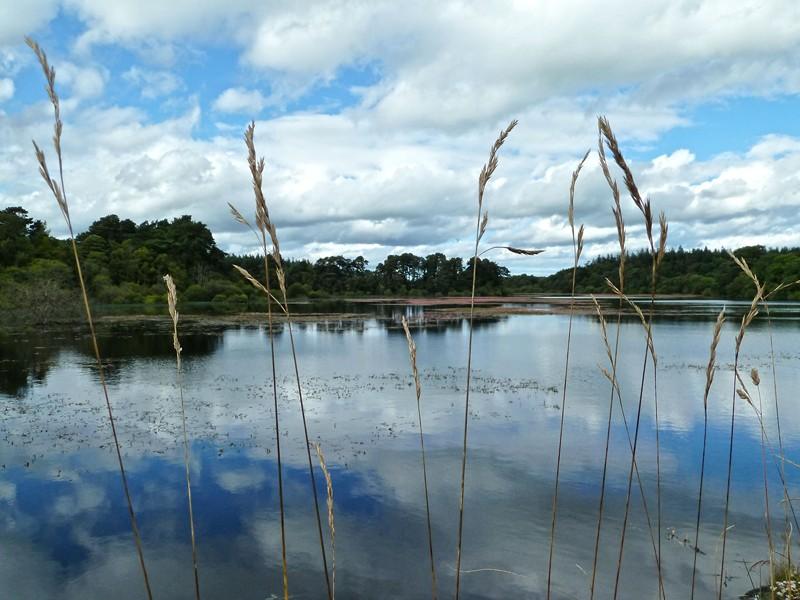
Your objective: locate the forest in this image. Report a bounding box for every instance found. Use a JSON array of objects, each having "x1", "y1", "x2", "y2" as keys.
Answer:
[{"x1": 2, "y1": 205, "x2": 799, "y2": 324}]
